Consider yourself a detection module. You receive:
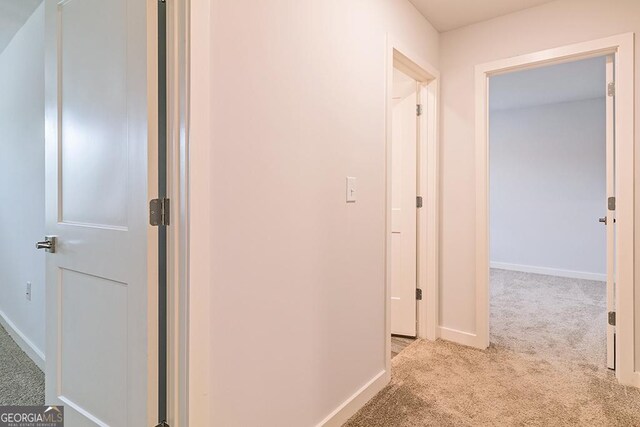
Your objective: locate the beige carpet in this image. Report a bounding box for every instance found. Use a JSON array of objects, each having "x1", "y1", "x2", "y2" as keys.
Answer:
[
  {"x1": 0, "y1": 324, "x2": 44, "y2": 405},
  {"x1": 491, "y1": 269, "x2": 607, "y2": 366},
  {"x1": 345, "y1": 270, "x2": 640, "y2": 426}
]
